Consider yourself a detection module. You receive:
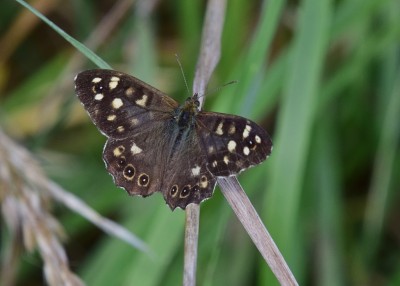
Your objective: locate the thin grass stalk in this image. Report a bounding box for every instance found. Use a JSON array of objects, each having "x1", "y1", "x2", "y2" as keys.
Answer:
[
  {"x1": 0, "y1": 128, "x2": 84, "y2": 286},
  {"x1": 218, "y1": 177, "x2": 298, "y2": 285},
  {"x1": 184, "y1": 0, "x2": 226, "y2": 285}
]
